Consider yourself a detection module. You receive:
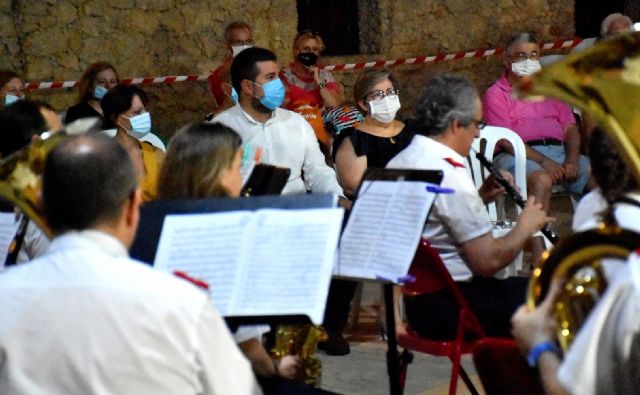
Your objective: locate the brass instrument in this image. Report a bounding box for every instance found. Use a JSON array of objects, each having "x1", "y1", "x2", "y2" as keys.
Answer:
[
  {"x1": 0, "y1": 118, "x2": 95, "y2": 238},
  {"x1": 270, "y1": 324, "x2": 328, "y2": 386},
  {"x1": 520, "y1": 31, "x2": 640, "y2": 352}
]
